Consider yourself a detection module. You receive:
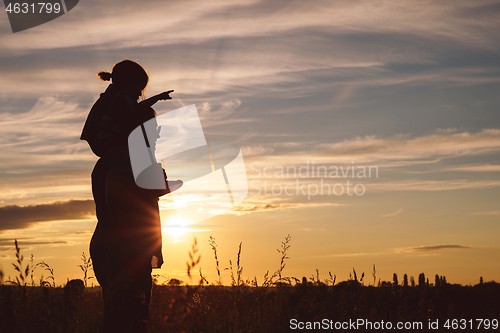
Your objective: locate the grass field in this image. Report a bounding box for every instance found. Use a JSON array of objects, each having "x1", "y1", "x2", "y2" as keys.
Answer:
[{"x1": 0, "y1": 237, "x2": 498, "y2": 333}]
